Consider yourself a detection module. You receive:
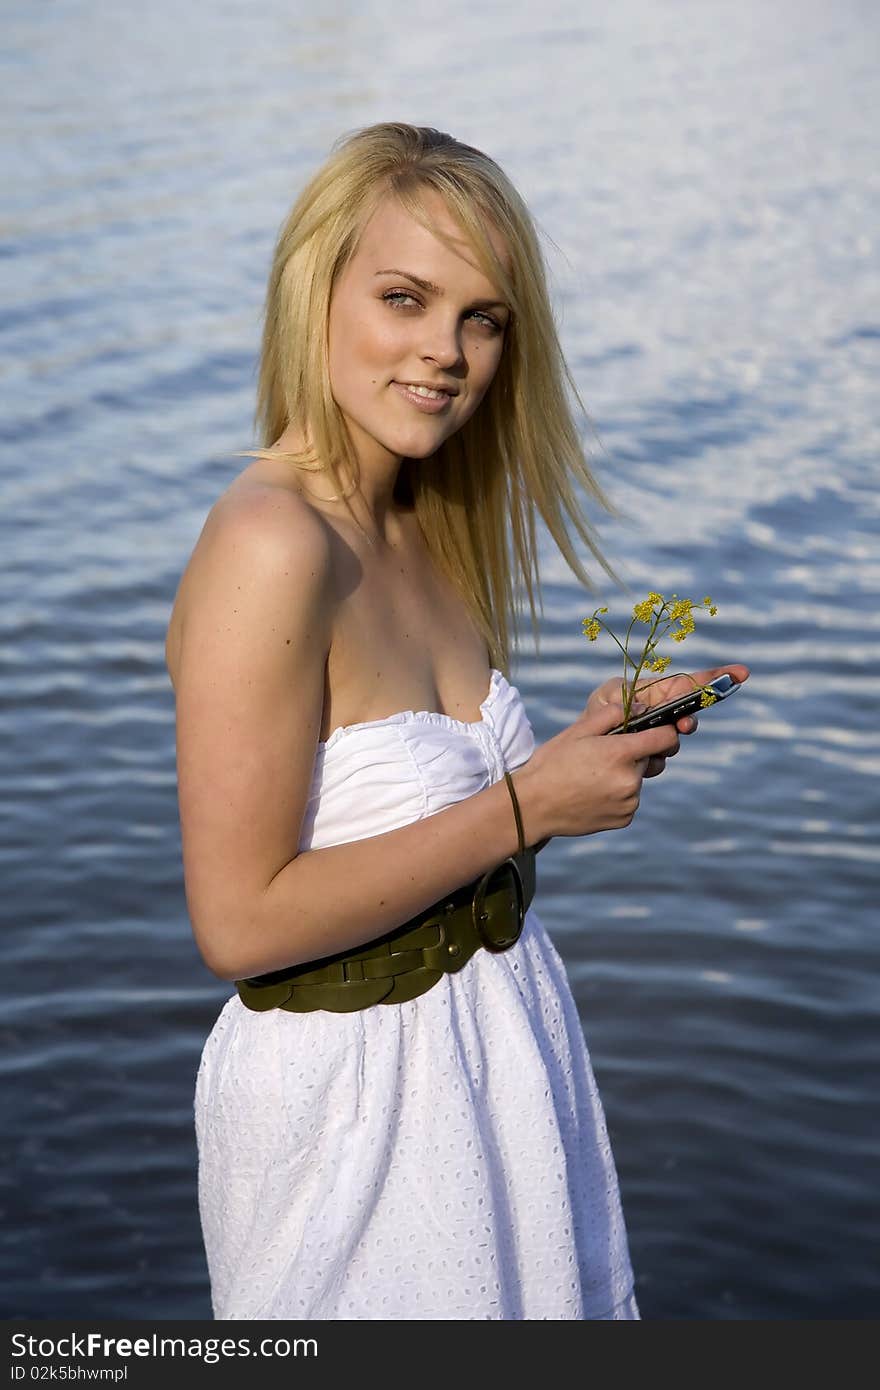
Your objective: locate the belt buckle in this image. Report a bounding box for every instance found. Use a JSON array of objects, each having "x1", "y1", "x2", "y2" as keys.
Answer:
[{"x1": 472, "y1": 856, "x2": 526, "y2": 953}]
